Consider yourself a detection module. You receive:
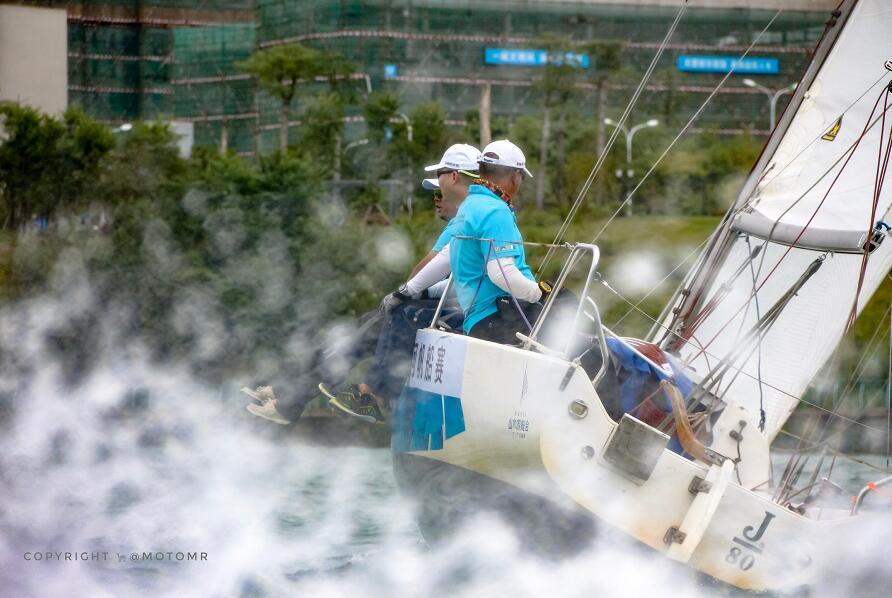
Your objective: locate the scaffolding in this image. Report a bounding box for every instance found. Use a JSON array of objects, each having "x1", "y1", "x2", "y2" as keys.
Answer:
[
  {"x1": 61, "y1": 0, "x2": 254, "y2": 122},
  {"x1": 254, "y1": 0, "x2": 829, "y2": 135},
  {"x1": 47, "y1": 1, "x2": 836, "y2": 149},
  {"x1": 173, "y1": 24, "x2": 257, "y2": 154}
]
